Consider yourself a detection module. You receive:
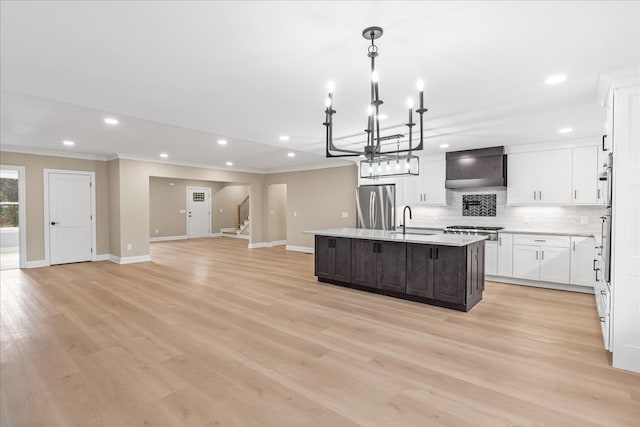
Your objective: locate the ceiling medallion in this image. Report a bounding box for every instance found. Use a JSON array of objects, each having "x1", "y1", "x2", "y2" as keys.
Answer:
[{"x1": 323, "y1": 26, "x2": 426, "y2": 178}]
